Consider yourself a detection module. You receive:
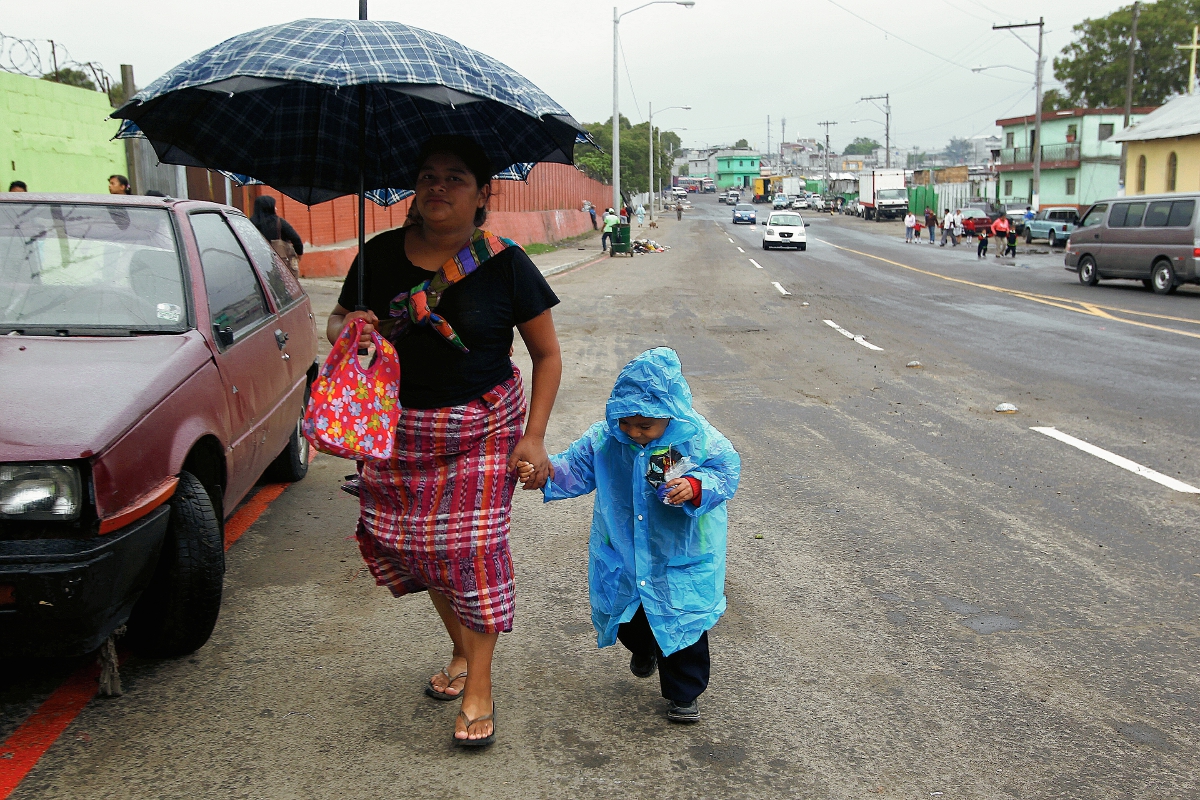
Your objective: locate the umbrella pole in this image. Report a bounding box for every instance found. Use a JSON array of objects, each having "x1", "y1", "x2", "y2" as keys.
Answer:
[{"x1": 356, "y1": 0, "x2": 368, "y2": 312}]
